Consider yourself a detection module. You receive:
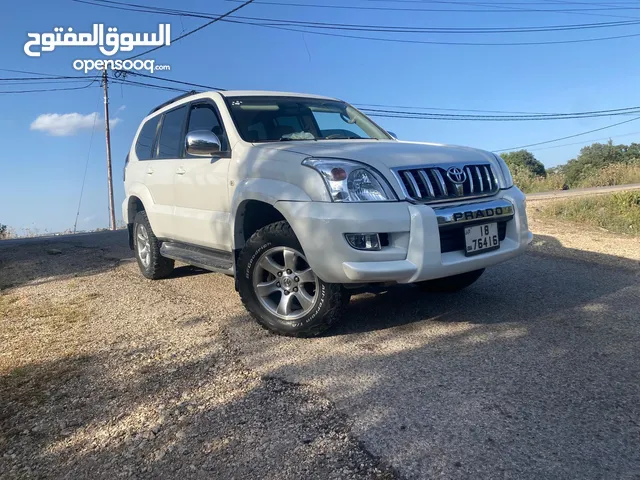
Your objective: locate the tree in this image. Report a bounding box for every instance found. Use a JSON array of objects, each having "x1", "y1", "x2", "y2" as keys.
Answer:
[
  {"x1": 563, "y1": 140, "x2": 626, "y2": 187},
  {"x1": 500, "y1": 150, "x2": 547, "y2": 177},
  {"x1": 0, "y1": 224, "x2": 8, "y2": 239}
]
